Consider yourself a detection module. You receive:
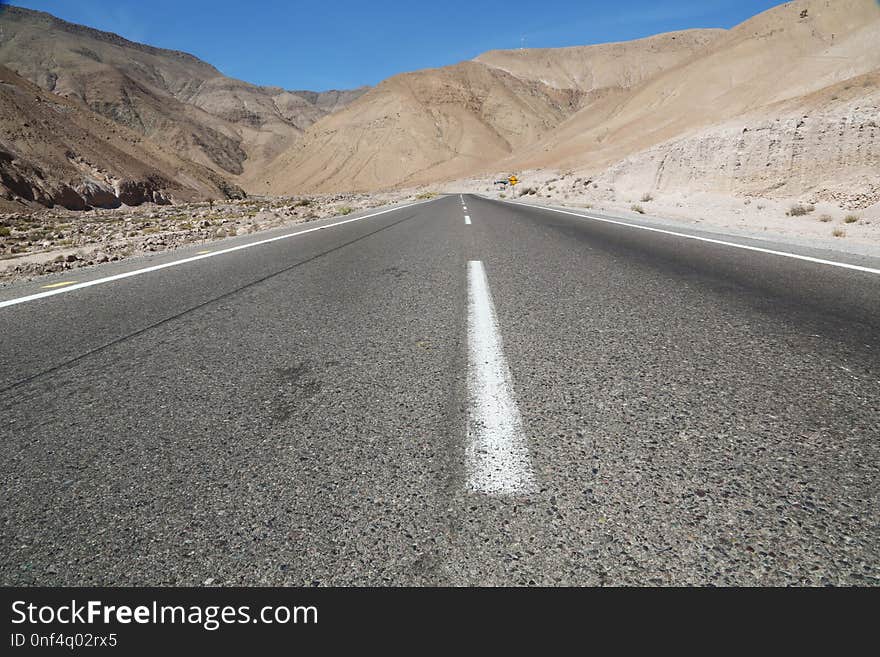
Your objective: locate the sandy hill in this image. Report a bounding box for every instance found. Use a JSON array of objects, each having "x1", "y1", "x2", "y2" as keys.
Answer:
[
  {"x1": 511, "y1": 0, "x2": 880, "y2": 169},
  {"x1": 0, "y1": 5, "x2": 367, "y2": 181},
  {"x1": 251, "y1": 61, "x2": 584, "y2": 194},
  {"x1": 1, "y1": 0, "x2": 876, "y2": 214},
  {"x1": 257, "y1": 29, "x2": 721, "y2": 194},
  {"x1": 474, "y1": 29, "x2": 724, "y2": 92},
  {"x1": 508, "y1": 0, "x2": 880, "y2": 210},
  {"x1": 263, "y1": 0, "x2": 878, "y2": 208},
  {"x1": 0, "y1": 65, "x2": 238, "y2": 212}
]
